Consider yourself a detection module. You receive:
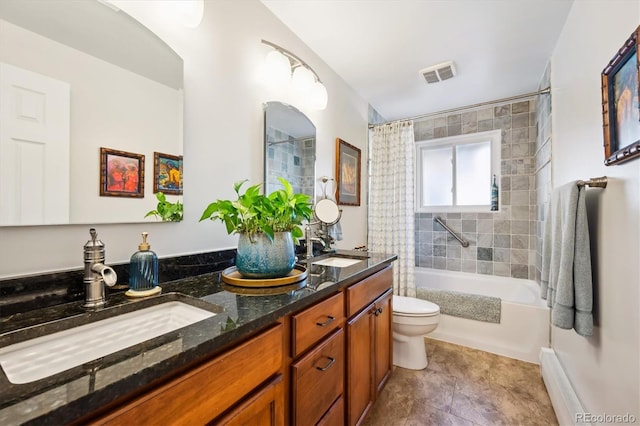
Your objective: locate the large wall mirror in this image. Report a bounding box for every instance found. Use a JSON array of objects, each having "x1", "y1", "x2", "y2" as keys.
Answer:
[
  {"x1": 263, "y1": 102, "x2": 316, "y2": 198},
  {"x1": 0, "y1": 0, "x2": 183, "y2": 226}
]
